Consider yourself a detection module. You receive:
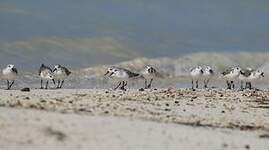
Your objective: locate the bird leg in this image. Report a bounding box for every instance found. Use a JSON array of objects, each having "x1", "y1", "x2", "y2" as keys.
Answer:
[
  {"x1": 231, "y1": 81, "x2": 235, "y2": 89},
  {"x1": 204, "y1": 79, "x2": 208, "y2": 88},
  {"x1": 60, "y1": 80, "x2": 65, "y2": 88},
  {"x1": 6, "y1": 80, "x2": 10, "y2": 90},
  {"x1": 240, "y1": 81, "x2": 244, "y2": 90},
  {"x1": 191, "y1": 80, "x2": 194, "y2": 90},
  {"x1": 8, "y1": 80, "x2": 14, "y2": 89},
  {"x1": 114, "y1": 81, "x2": 122, "y2": 90},
  {"x1": 40, "y1": 80, "x2": 43, "y2": 89},
  {"x1": 144, "y1": 79, "x2": 148, "y2": 89},
  {"x1": 57, "y1": 80, "x2": 61, "y2": 88},
  {"x1": 120, "y1": 81, "x2": 127, "y2": 91},
  {"x1": 196, "y1": 80, "x2": 199, "y2": 89},
  {"x1": 226, "y1": 81, "x2": 231, "y2": 89},
  {"x1": 147, "y1": 78, "x2": 153, "y2": 89},
  {"x1": 45, "y1": 80, "x2": 49, "y2": 89}
]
